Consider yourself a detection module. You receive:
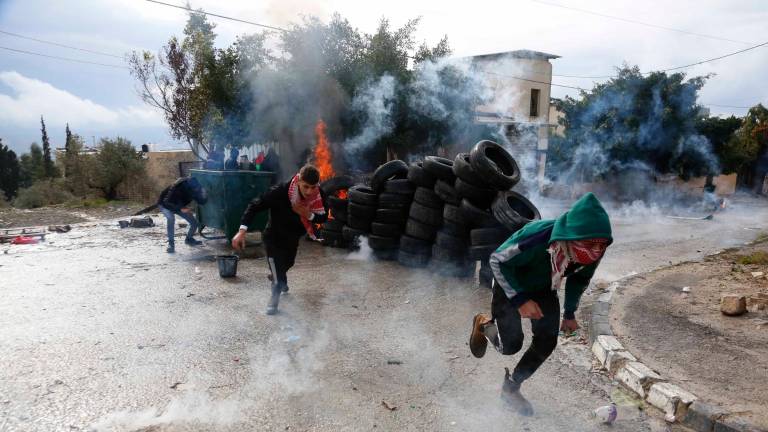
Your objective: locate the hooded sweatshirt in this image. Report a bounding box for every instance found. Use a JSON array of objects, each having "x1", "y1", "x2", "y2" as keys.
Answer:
[{"x1": 489, "y1": 193, "x2": 612, "y2": 318}]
